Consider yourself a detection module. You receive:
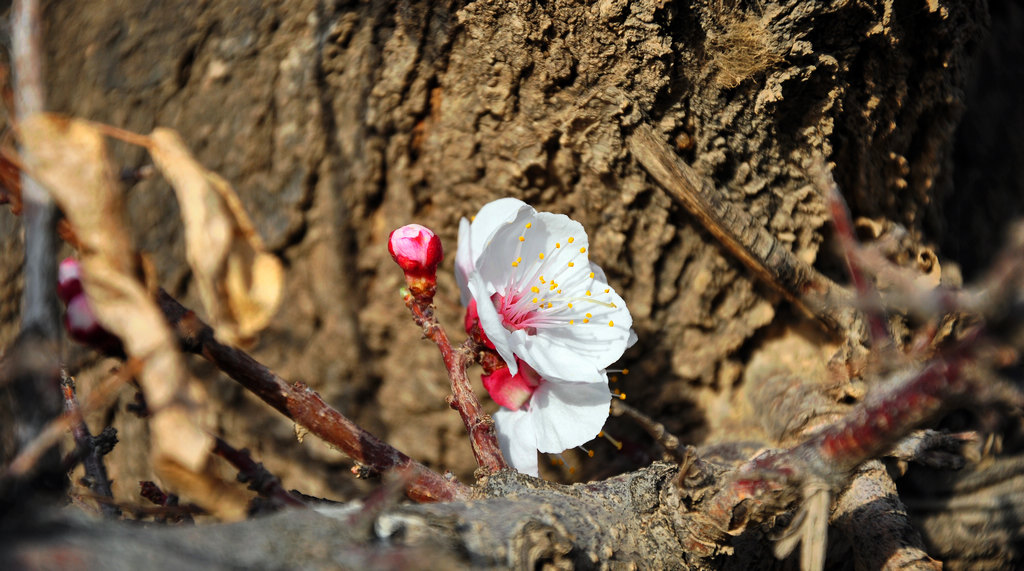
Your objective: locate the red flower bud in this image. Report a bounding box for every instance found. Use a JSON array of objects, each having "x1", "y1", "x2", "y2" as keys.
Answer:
[
  {"x1": 57, "y1": 257, "x2": 84, "y2": 304},
  {"x1": 388, "y1": 224, "x2": 442, "y2": 275},
  {"x1": 389, "y1": 224, "x2": 442, "y2": 303},
  {"x1": 482, "y1": 358, "x2": 541, "y2": 411}
]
